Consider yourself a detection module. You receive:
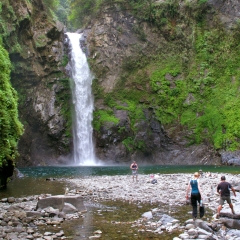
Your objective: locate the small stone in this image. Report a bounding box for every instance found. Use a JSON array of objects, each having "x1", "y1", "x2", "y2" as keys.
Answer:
[
  {"x1": 44, "y1": 236, "x2": 53, "y2": 240},
  {"x1": 7, "y1": 197, "x2": 15, "y2": 203},
  {"x1": 26, "y1": 235, "x2": 34, "y2": 239},
  {"x1": 27, "y1": 228, "x2": 35, "y2": 234},
  {"x1": 56, "y1": 231, "x2": 64, "y2": 237}
]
